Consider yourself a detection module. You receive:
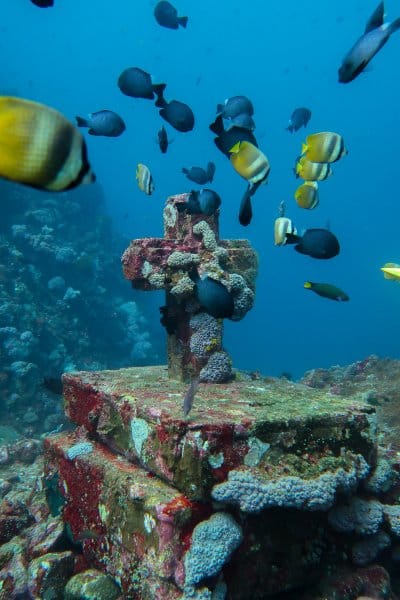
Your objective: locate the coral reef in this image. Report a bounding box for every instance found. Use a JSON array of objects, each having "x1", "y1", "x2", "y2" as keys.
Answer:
[
  {"x1": 0, "y1": 180, "x2": 157, "y2": 437},
  {"x1": 2, "y1": 358, "x2": 400, "y2": 597}
]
